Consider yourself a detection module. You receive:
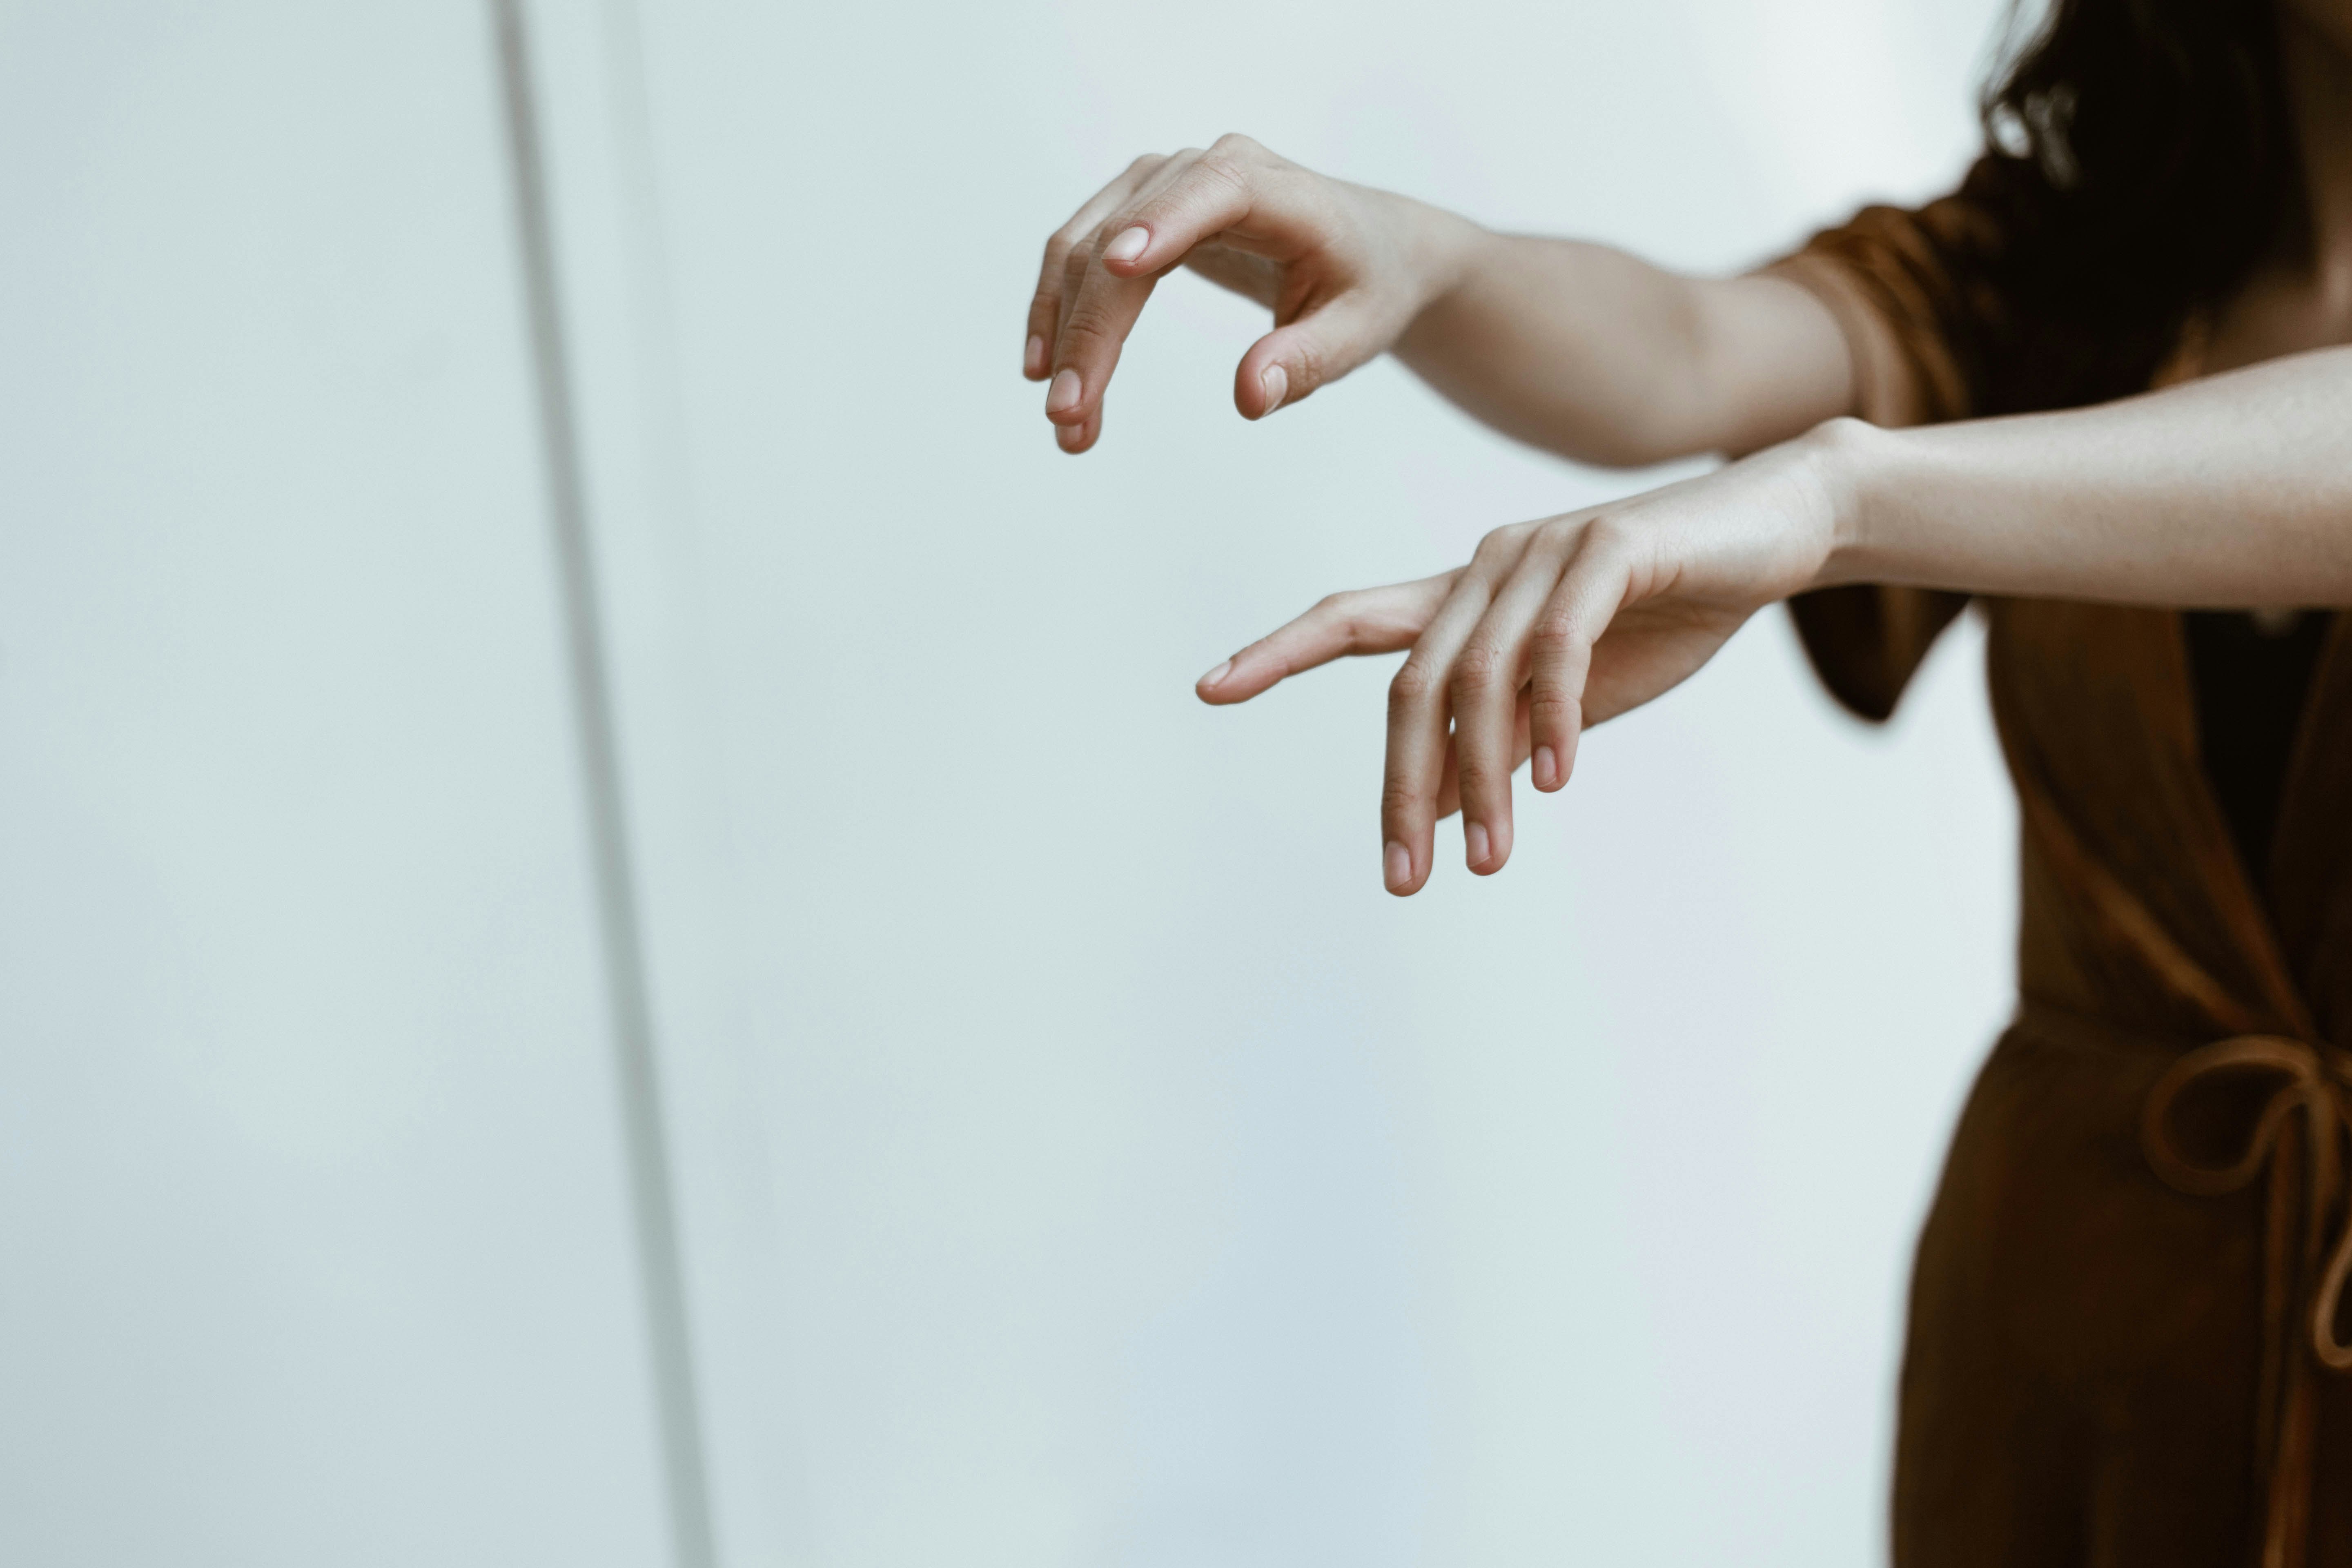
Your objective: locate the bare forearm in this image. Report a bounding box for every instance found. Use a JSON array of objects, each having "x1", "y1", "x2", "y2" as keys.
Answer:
[
  {"x1": 1824, "y1": 345, "x2": 2352, "y2": 604},
  {"x1": 1394, "y1": 223, "x2": 1853, "y2": 467}
]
